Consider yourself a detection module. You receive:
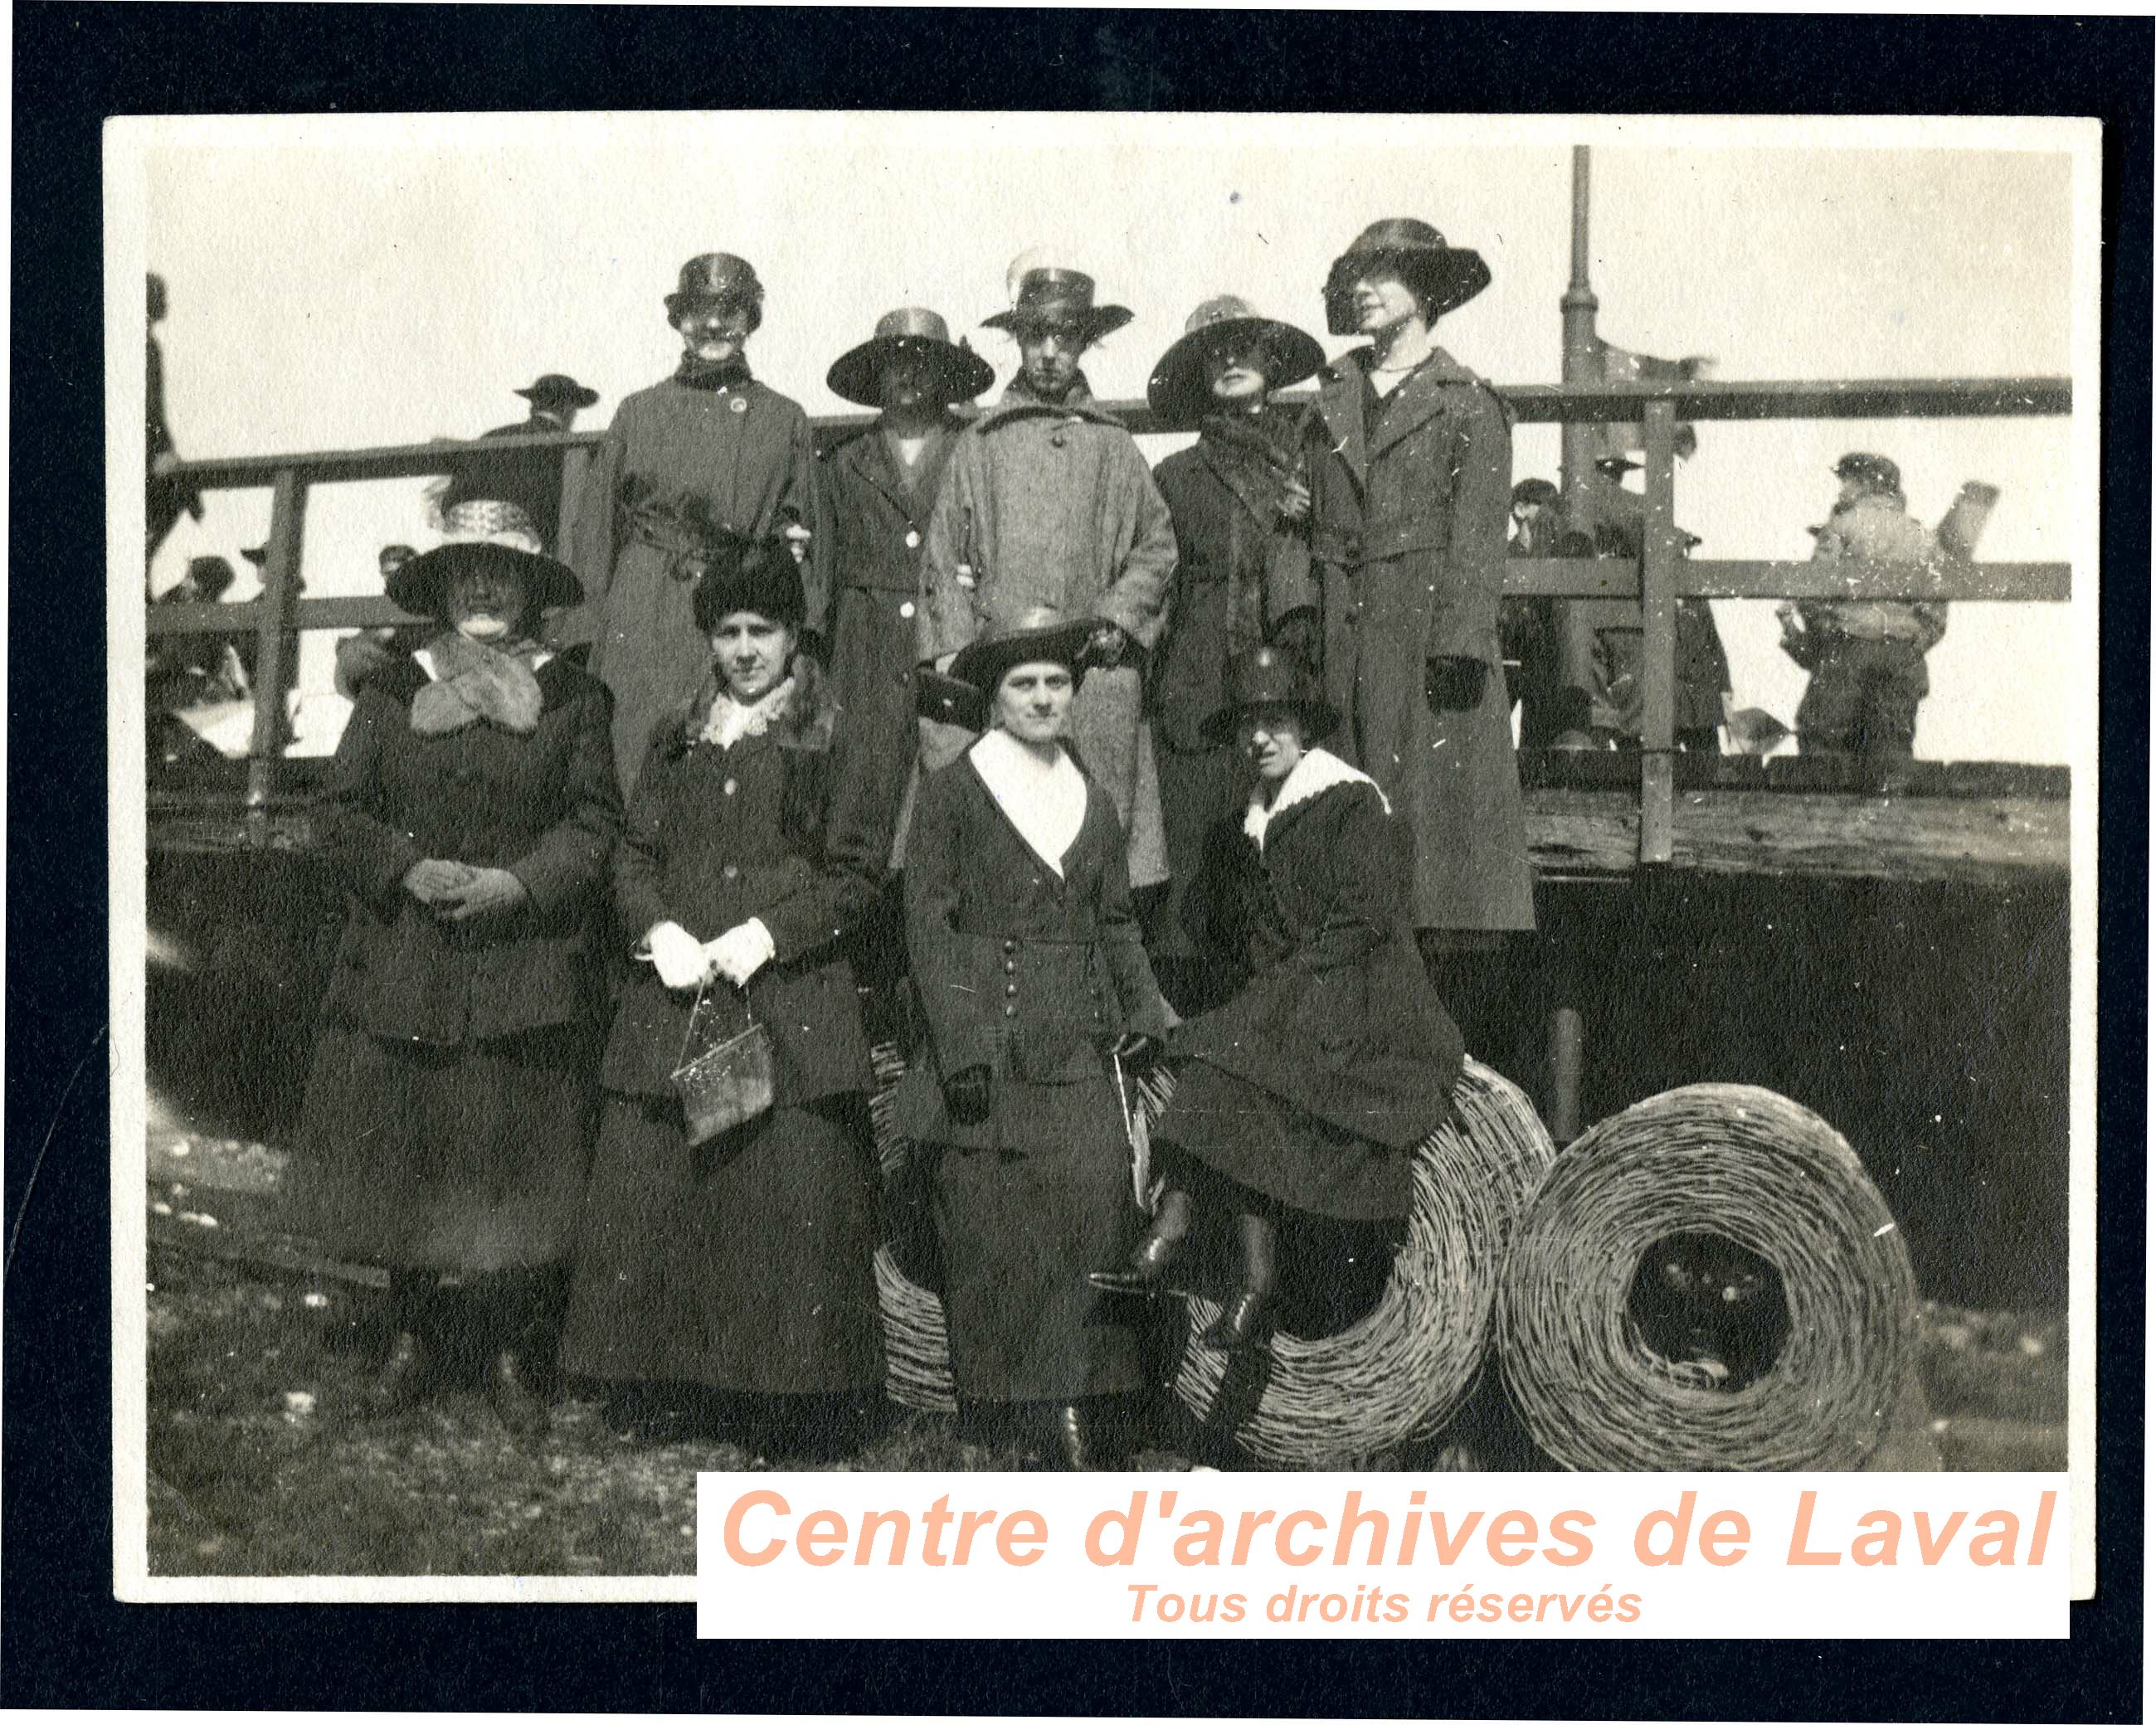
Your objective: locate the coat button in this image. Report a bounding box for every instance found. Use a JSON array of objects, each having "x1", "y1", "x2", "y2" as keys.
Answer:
[
  {"x1": 1004, "y1": 1003, "x2": 1018, "y2": 1018},
  {"x1": 1003, "y1": 960, "x2": 1016, "y2": 974},
  {"x1": 723, "y1": 864, "x2": 739, "y2": 881},
  {"x1": 1002, "y1": 940, "x2": 1017, "y2": 954},
  {"x1": 1005, "y1": 982, "x2": 1019, "y2": 998},
  {"x1": 904, "y1": 531, "x2": 921, "y2": 551},
  {"x1": 723, "y1": 778, "x2": 737, "y2": 796},
  {"x1": 898, "y1": 600, "x2": 915, "y2": 619}
]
